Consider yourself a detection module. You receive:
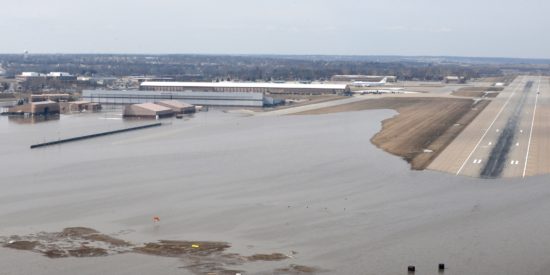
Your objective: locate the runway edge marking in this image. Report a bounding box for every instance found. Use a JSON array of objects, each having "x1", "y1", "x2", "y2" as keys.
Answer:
[
  {"x1": 522, "y1": 76, "x2": 541, "y2": 178},
  {"x1": 456, "y1": 77, "x2": 523, "y2": 176}
]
